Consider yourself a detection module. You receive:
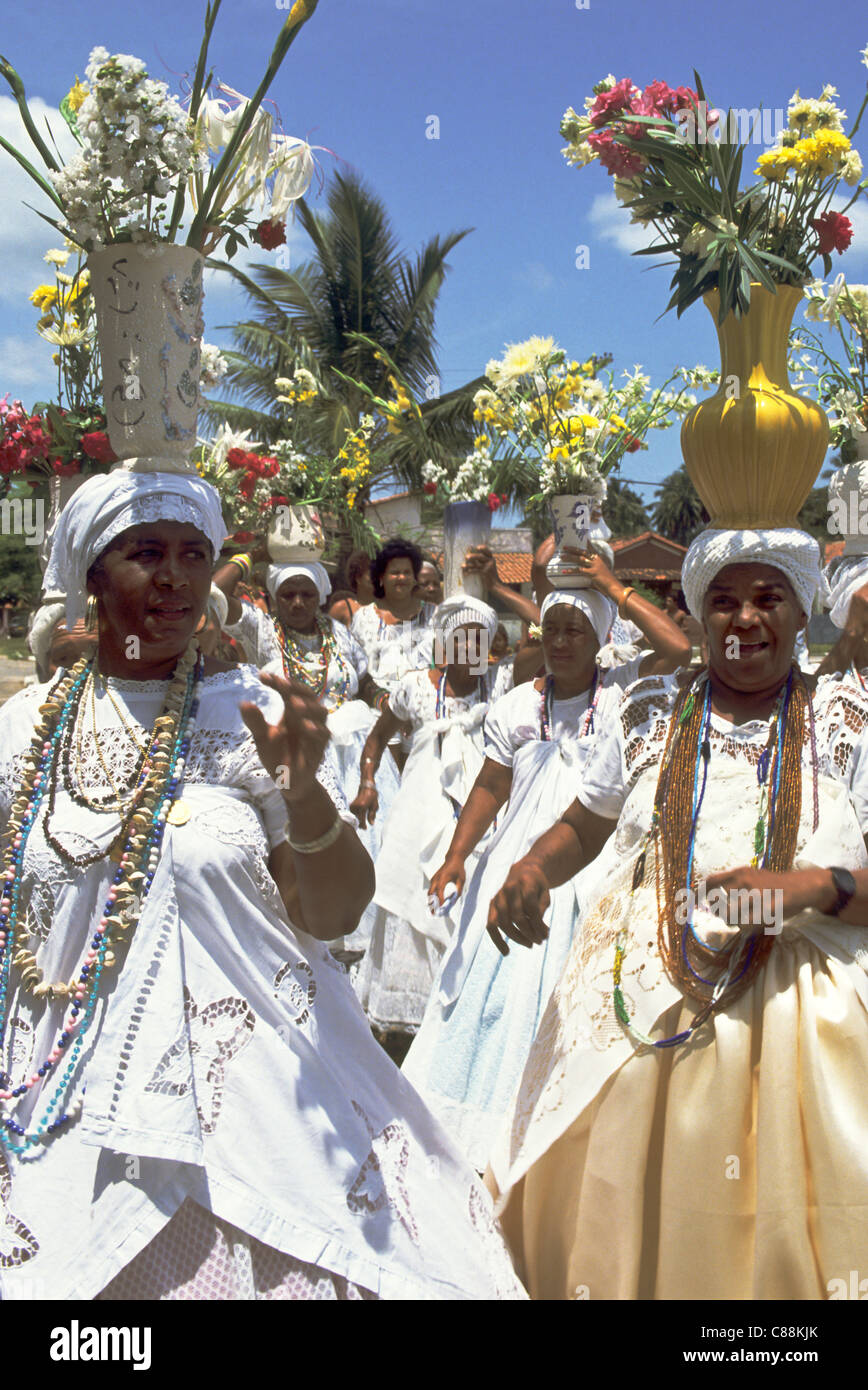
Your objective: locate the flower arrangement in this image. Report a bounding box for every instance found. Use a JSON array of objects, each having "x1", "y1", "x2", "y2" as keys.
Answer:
[
  {"x1": 560, "y1": 50, "x2": 868, "y2": 321},
  {"x1": 0, "y1": 0, "x2": 320, "y2": 257},
  {"x1": 790, "y1": 275, "x2": 868, "y2": 460},
  {"x1": 468, "y1": 335, "x2": 716, "y2": 502}
]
